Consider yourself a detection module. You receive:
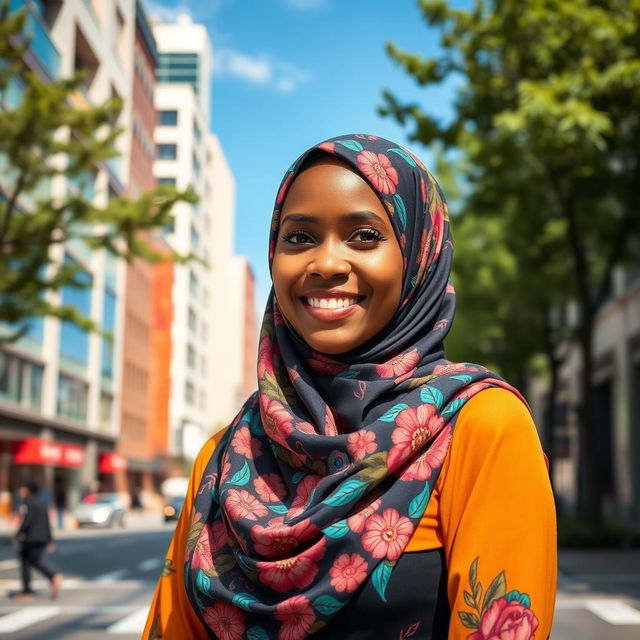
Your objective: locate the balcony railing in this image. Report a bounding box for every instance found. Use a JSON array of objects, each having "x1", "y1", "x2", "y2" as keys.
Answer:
[{"x1": 10, "y1": 0, "x2": 61, "y2": 79}]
